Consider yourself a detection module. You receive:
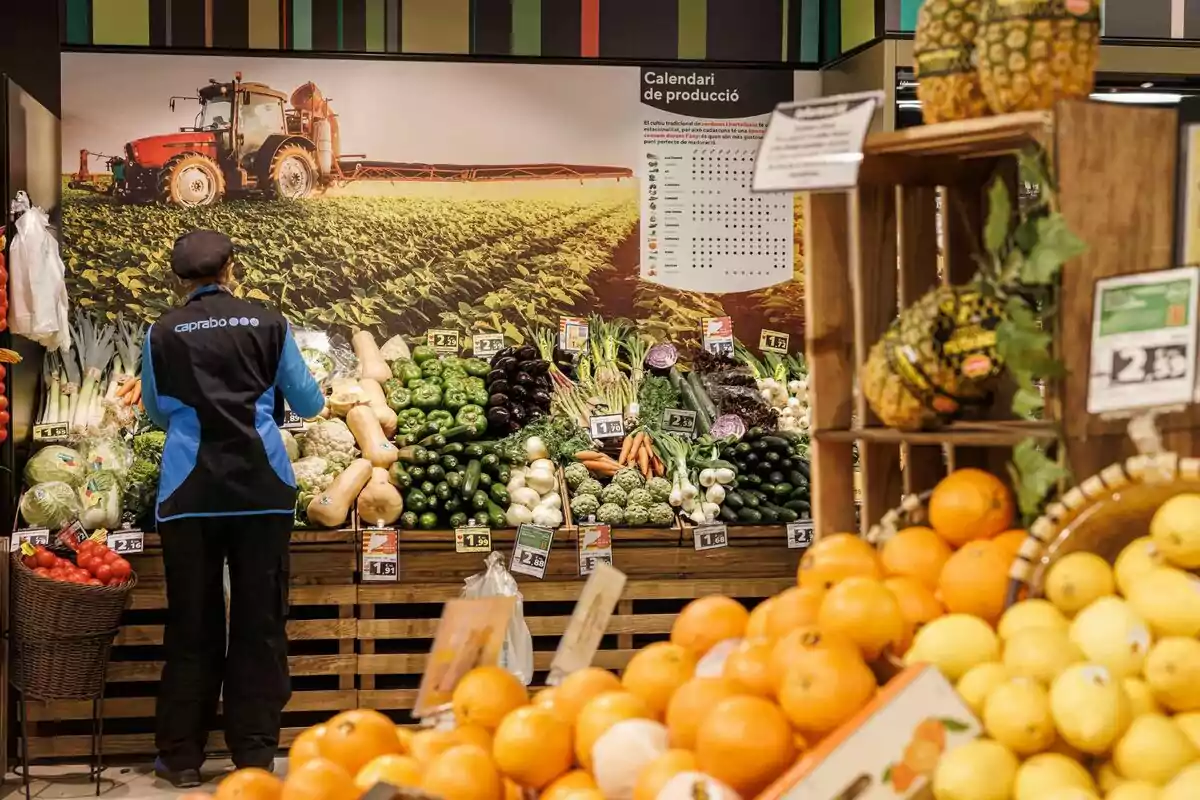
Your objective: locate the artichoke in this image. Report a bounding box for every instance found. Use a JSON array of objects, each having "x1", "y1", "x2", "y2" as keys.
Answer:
[
  {"x1": 575, "y1": 478, "x2": 604, "y2": 498},
  {"x1": 626, "y1": 489, "x2": 653, "y2": 508},
  {"x1": 600, "y1": 484, "x2": 628, "y2": 507},
  {"x1": 613, "y1": 468, "x2": 645, "y2": 493},
  {"x1": 564, "y1": 463, "x2": 591, "y2": 490},
  {"x1": 648, "y1": 502, "x2": 676, "y2": 526},
  {"x1": 646, "y1": 477, "x2": 672, "y2": 502},
  {"x1": 624, "y1": 505, "x2": 650, "y2": 526},
  {"x1": 596, "y1": 503, "x2": 625, "y2": 526},
  {"x1": 571, "y1": 493, "x2": 600, "y2": 519}
]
